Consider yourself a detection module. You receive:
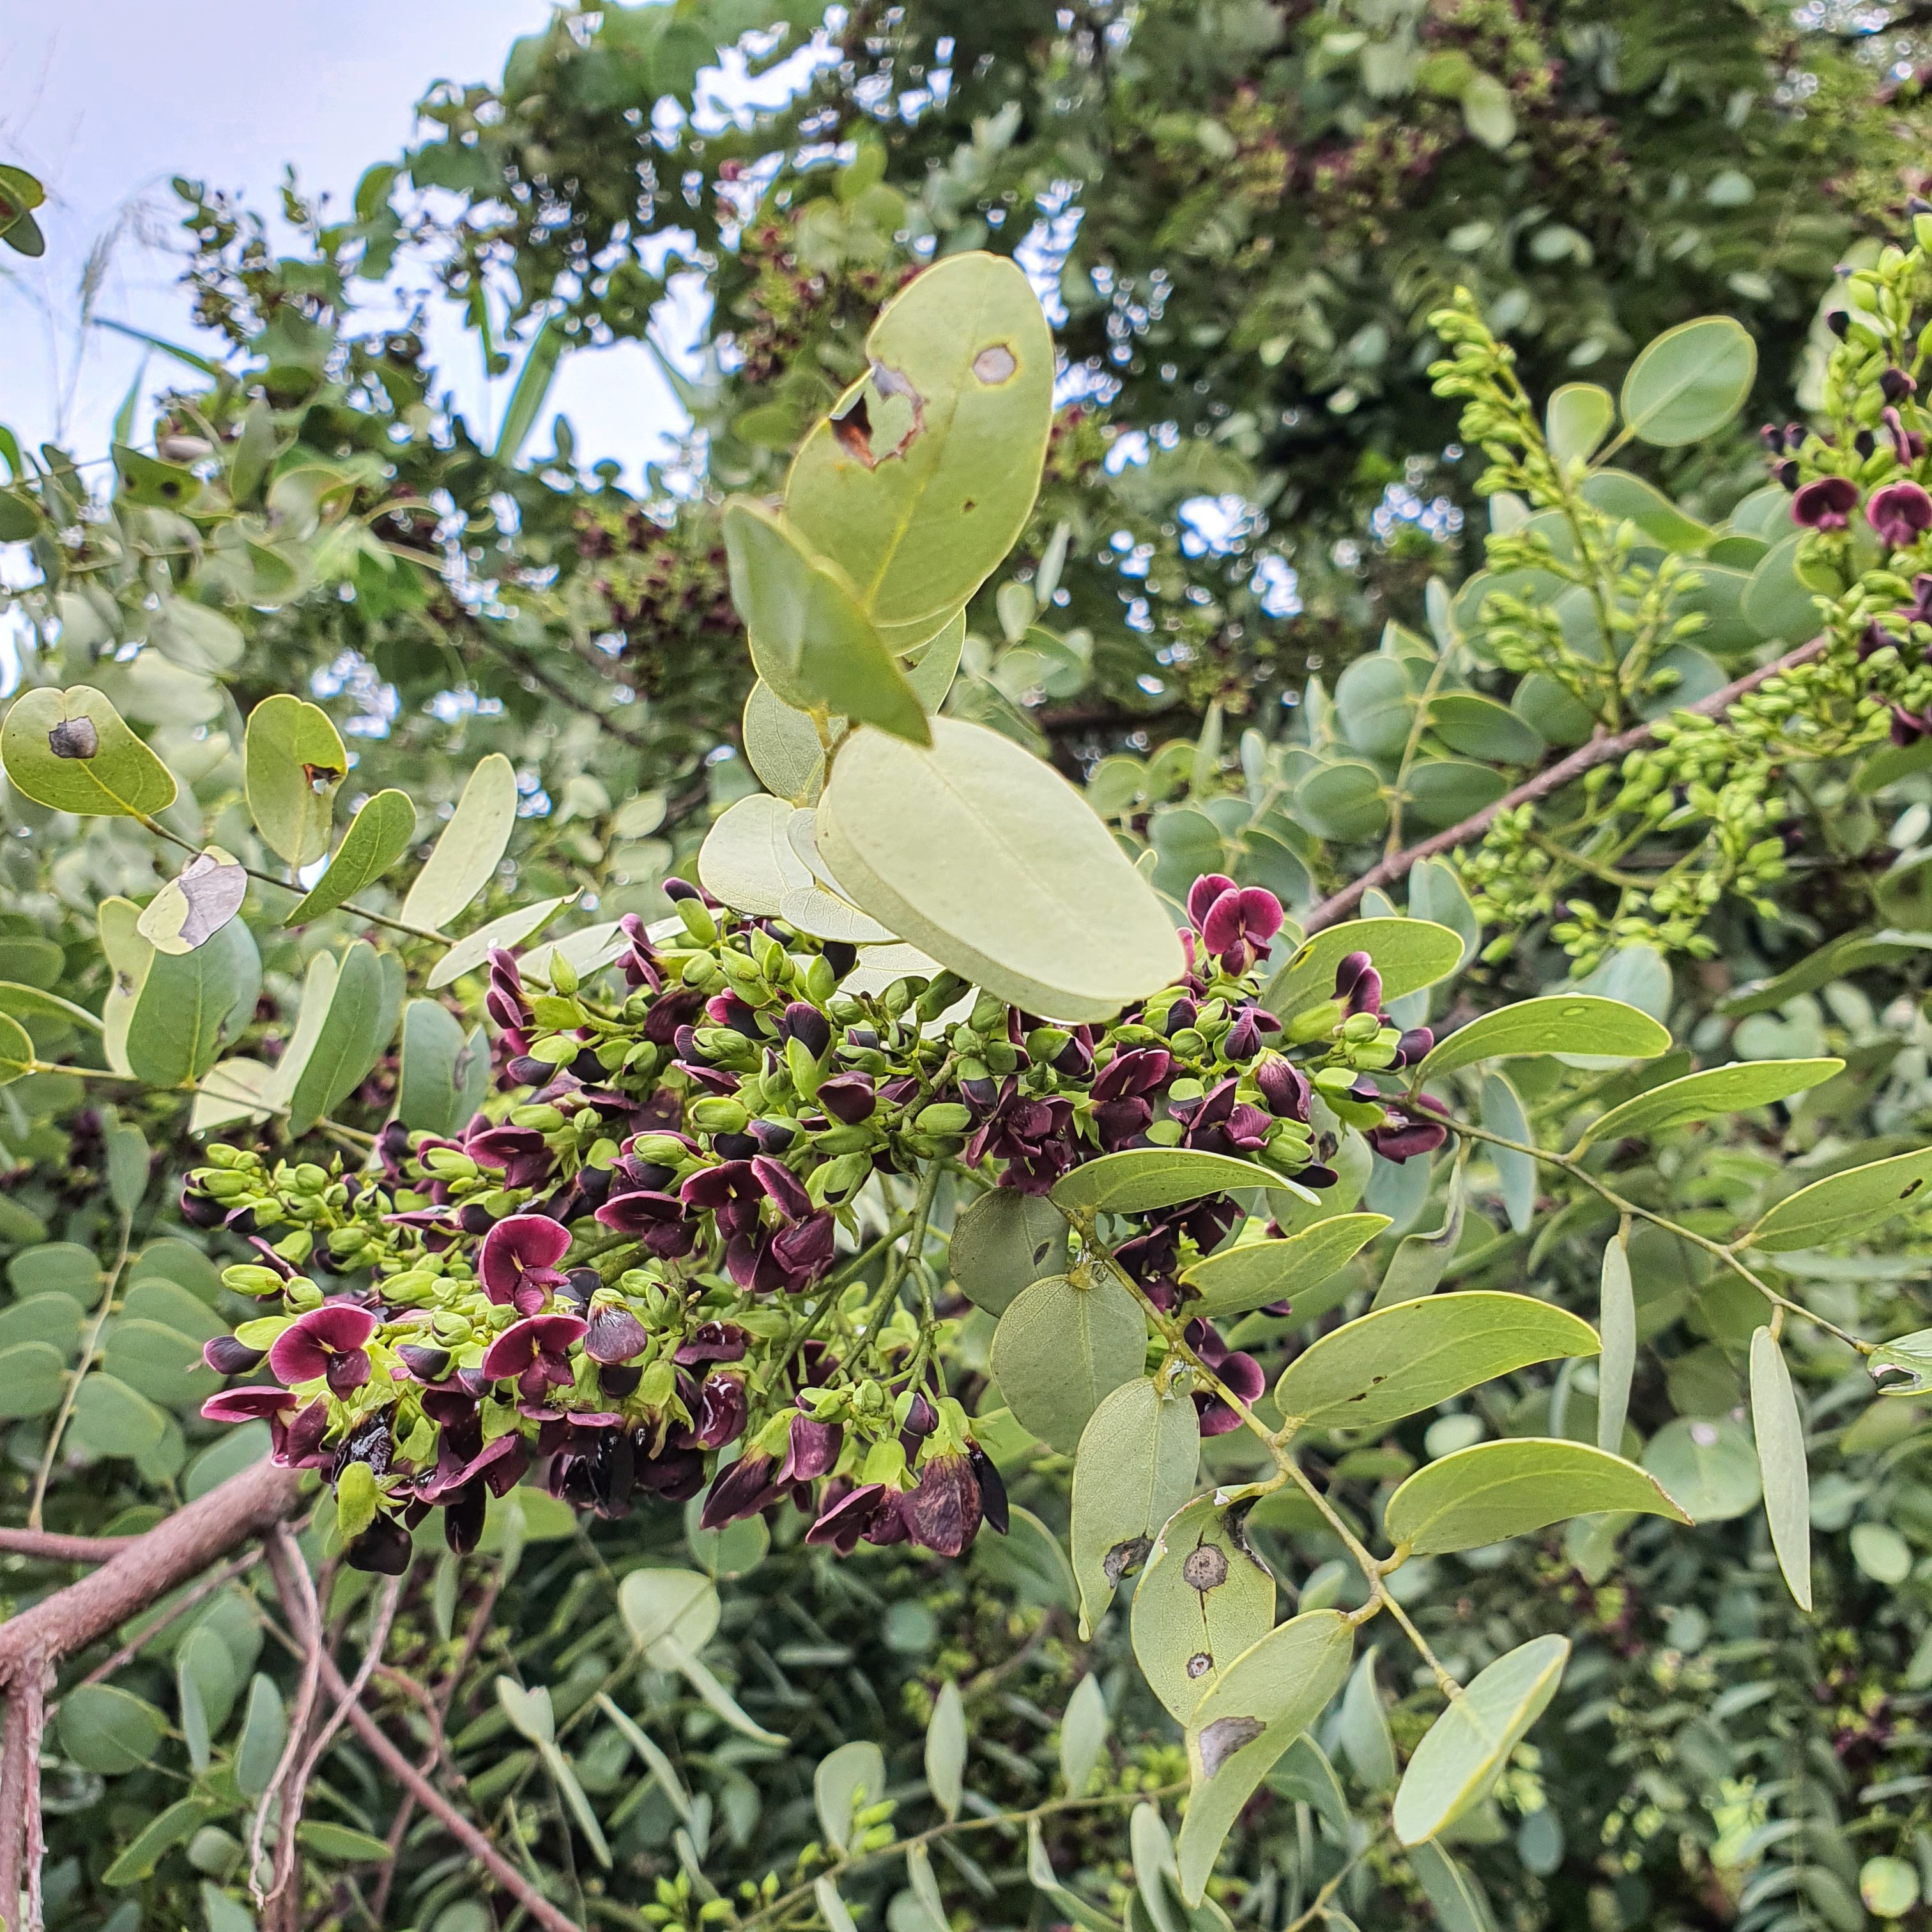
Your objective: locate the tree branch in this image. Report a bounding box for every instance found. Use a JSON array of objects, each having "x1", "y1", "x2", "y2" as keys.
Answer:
[
  {"x1": 1300, "y1": 637, "x2": 1829, "y2": 934},
  {"x1": 0, "y1": 1531, "x2": 138, "y2": 1565}
]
